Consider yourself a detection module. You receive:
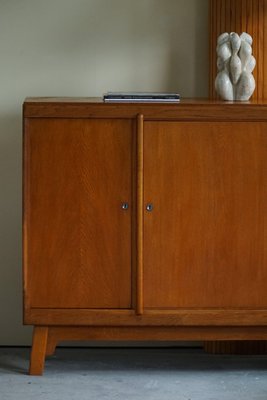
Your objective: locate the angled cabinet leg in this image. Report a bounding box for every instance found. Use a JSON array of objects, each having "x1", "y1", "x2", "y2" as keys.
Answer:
[
  {"x1": 46, "y1": 337, "x2": 57, "y2": 356},
  {"x1": 29, "y1": 326, "x2": 48, "y2": 375}
]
